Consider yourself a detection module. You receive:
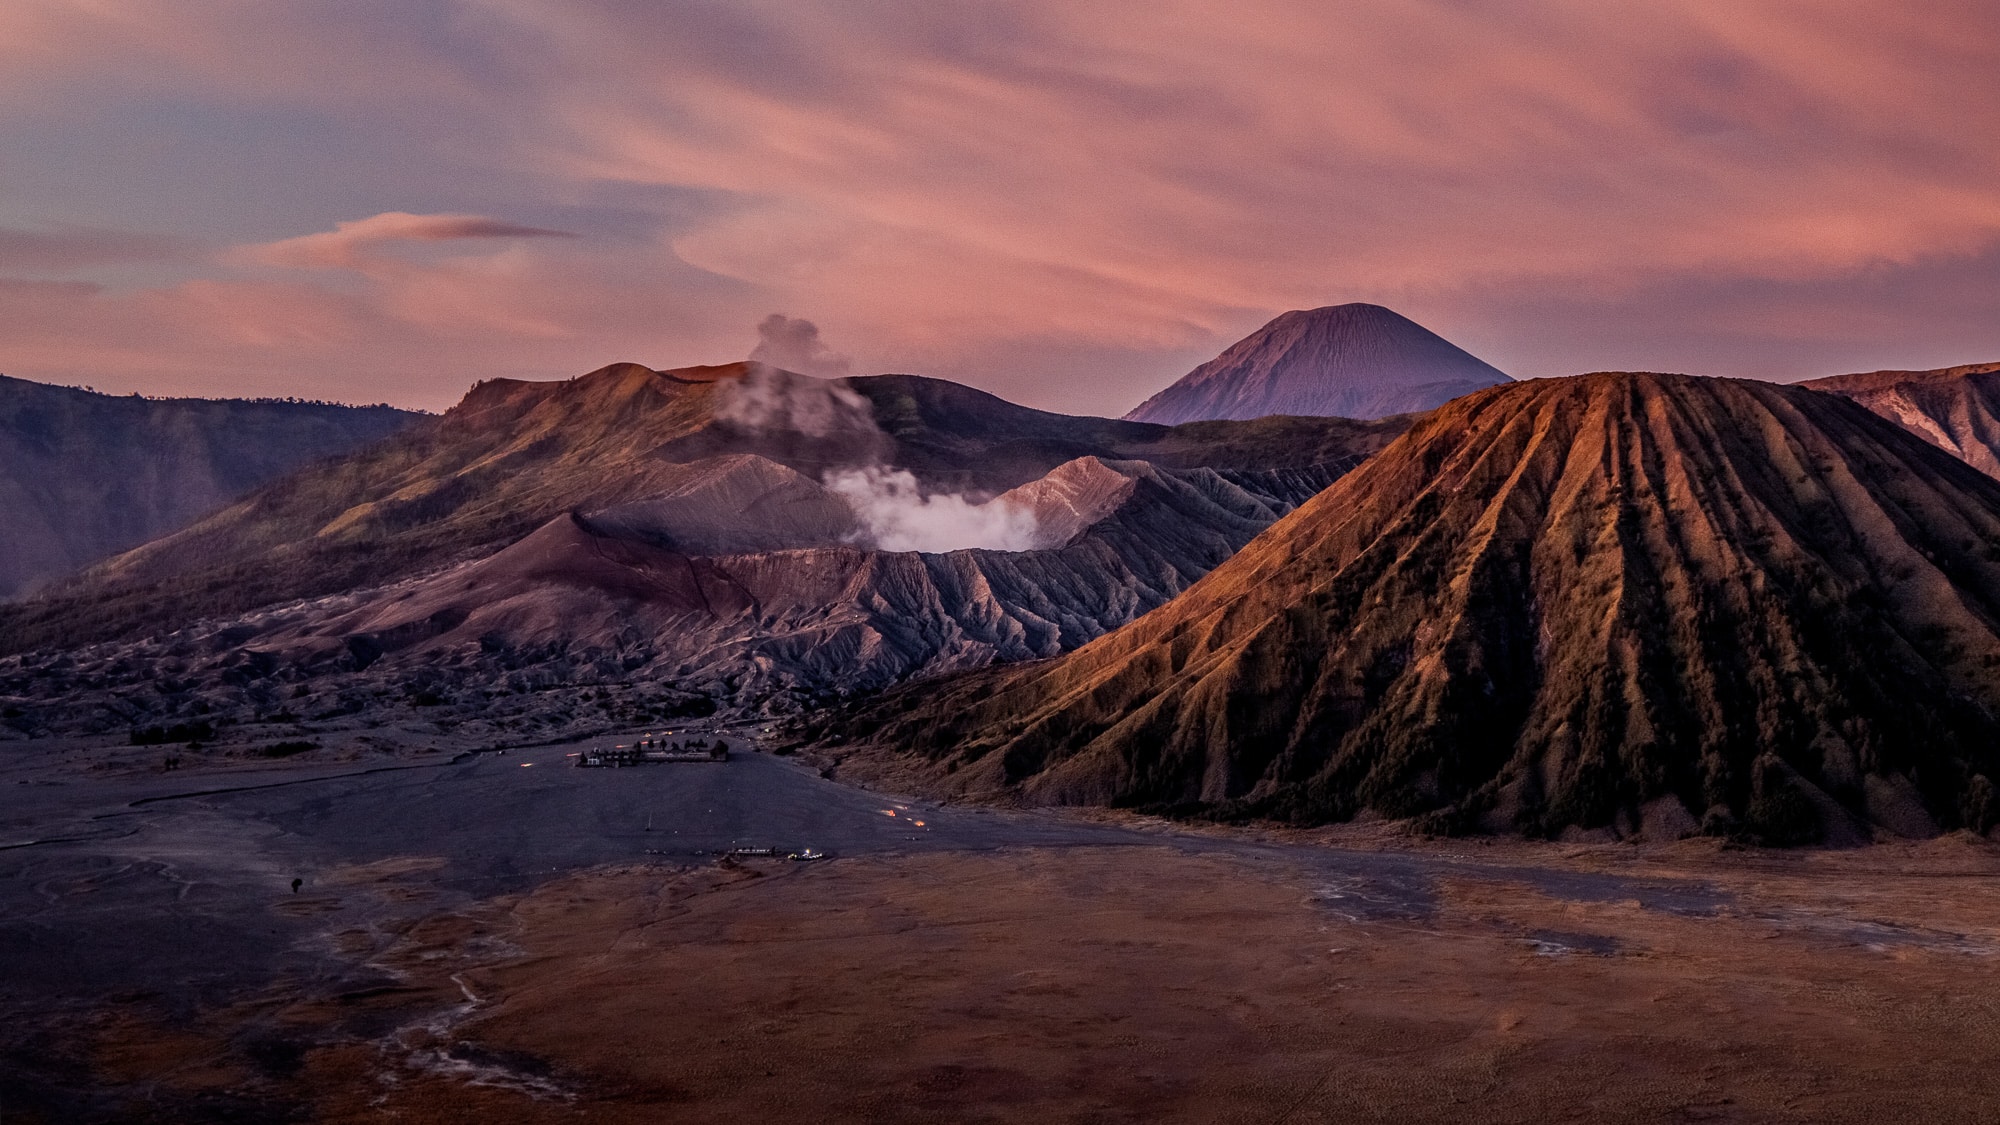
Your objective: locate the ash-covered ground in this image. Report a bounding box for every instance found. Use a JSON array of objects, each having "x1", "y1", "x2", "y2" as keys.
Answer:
[
  {"x1": 0, "y1": 582, "x2": 740, "y2": 756},
  {"x1": 9, "y1": 725, "x2": 2000, "y2": 1122}
]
